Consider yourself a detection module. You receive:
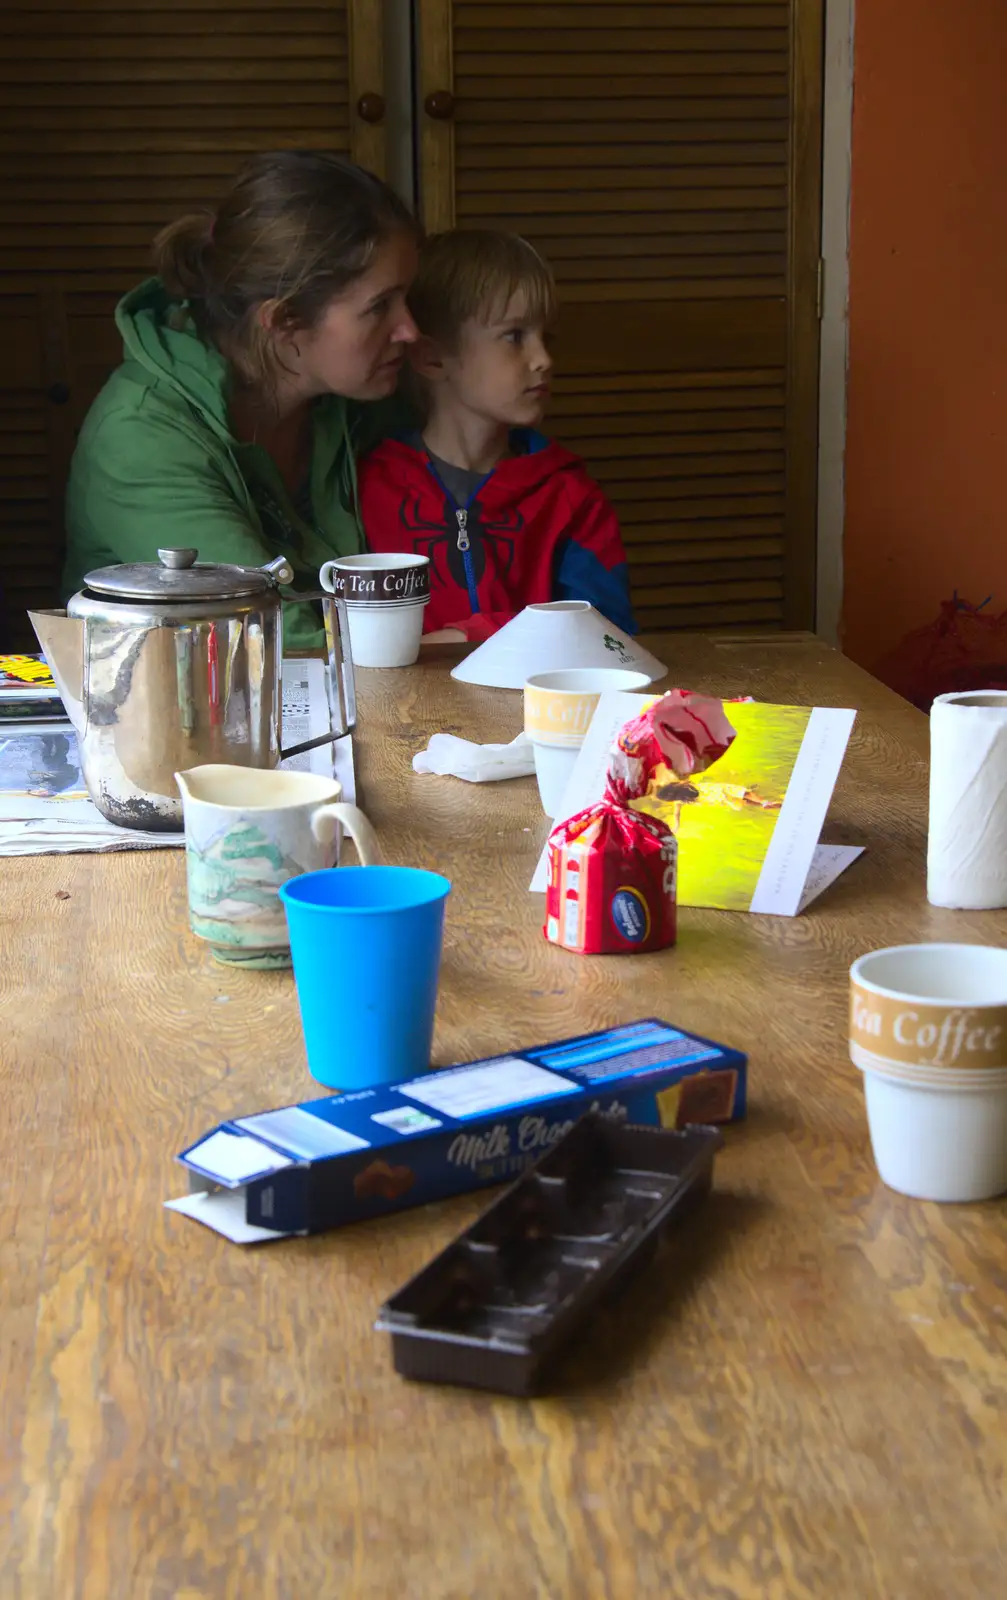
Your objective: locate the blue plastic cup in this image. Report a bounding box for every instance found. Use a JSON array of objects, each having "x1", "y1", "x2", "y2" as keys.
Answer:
[{"x1": 278, "y1": 865, "x2": 451, "y2": 1090}]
